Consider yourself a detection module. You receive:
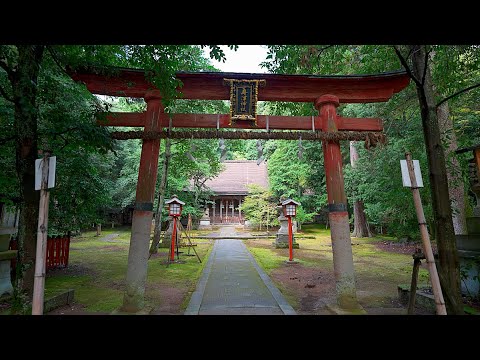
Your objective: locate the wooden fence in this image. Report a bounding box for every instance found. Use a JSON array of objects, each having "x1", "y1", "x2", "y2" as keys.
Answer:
[
  {"x1": 9, "y1": 233, "x2": 71, "y2": 272},
  {"x1": 211, "y1": 216, "x2": 244, "y2": 224},
  {"x1": 45, "y1": 235, "x2": 71, "y2": 270}
]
